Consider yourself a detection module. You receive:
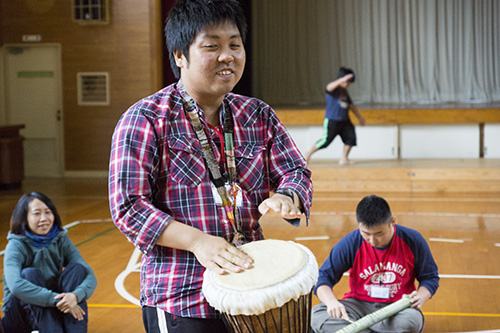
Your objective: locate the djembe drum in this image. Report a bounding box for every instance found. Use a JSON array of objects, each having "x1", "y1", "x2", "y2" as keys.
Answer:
[{"x1": 202, "y1": 239, "x2": 318, "y2": 333}]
